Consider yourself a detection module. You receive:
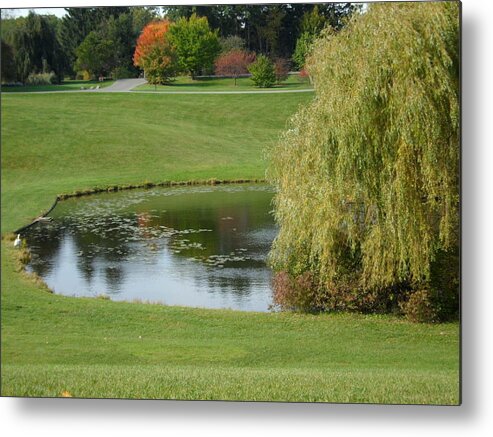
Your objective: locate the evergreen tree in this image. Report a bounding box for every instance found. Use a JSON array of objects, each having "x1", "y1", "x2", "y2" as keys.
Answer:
[
  {"x1": 59, "y1": 7, "x2": 130, "y2": 76},
  {"x1": 1, "y1": 39, "x2": 17, "y2": 82},
  {"x1": 293, "y1": 5, "x2": 327, "y2": 70}
]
